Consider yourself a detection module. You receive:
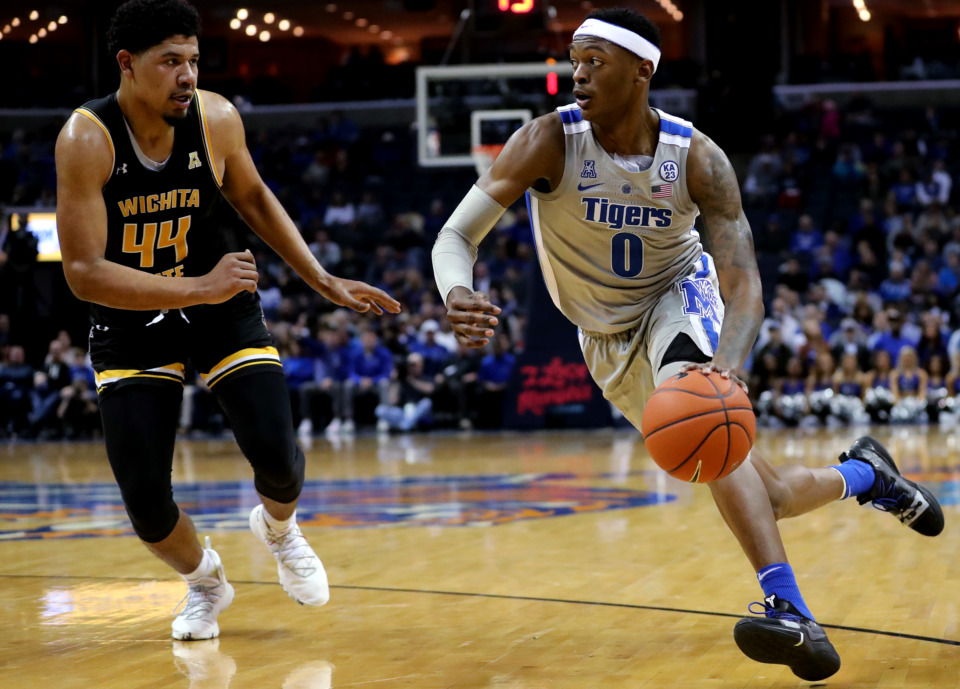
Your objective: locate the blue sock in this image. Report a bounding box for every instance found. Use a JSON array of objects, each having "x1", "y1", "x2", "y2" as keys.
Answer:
[
  {"x1": 831, "y1": 460, "x2": 876, "y2": 499},
  {"x1": 757, "y1": 563, "x2": 814, "y2": 620}
]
